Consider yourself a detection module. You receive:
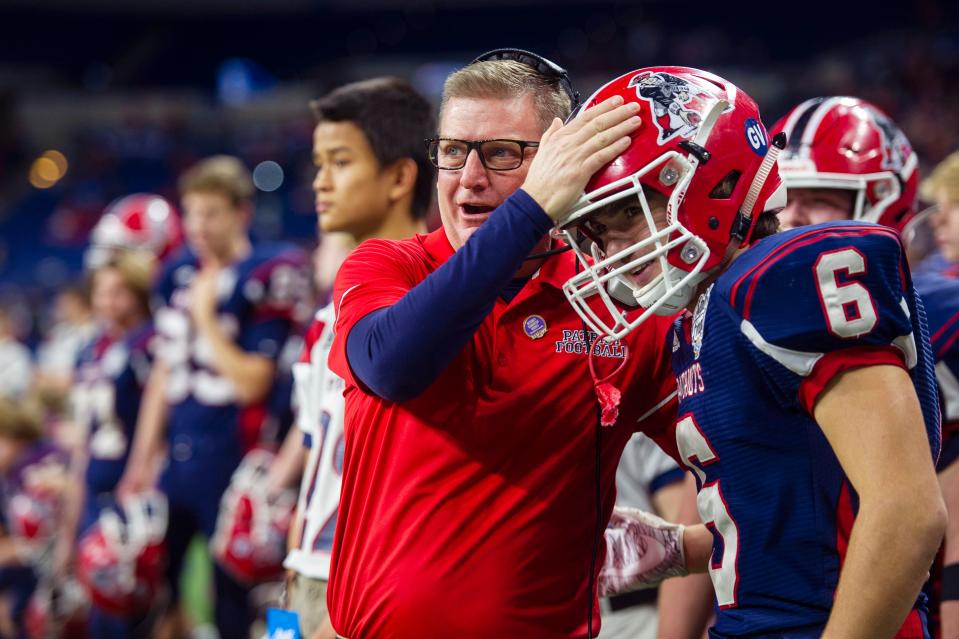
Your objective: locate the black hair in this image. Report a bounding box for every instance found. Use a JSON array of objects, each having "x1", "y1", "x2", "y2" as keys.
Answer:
[{"x1": 311, "y1": 77, "x2": 436, "y2": 220}]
